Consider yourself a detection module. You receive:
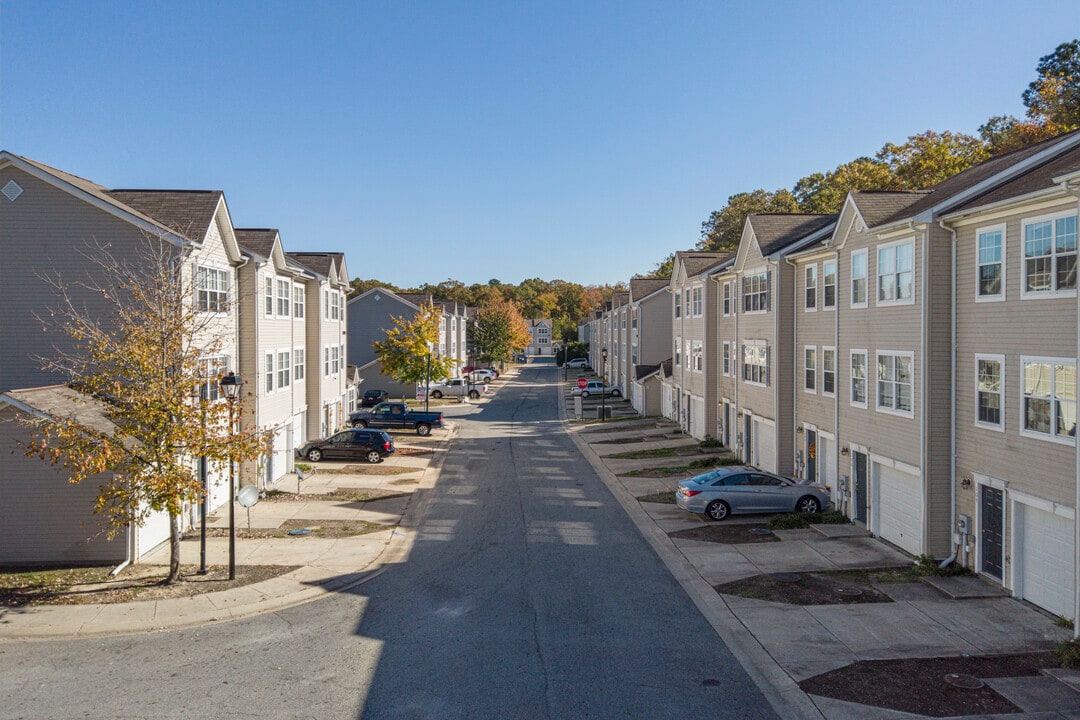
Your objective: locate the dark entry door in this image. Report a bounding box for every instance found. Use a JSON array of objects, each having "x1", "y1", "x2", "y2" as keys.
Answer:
[
  {"x1": 980, "y1": 485, "x2": 1004, "y2": 581},
  {"x1": 806, "y1": 429, "x2": 817, "y2": 484},
  {"x1": 853, "y1": 451, "x2": 868, "y2": 524},
  {"x1": 743, "y1": 414, "x2": 753, "y2": 465}
]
